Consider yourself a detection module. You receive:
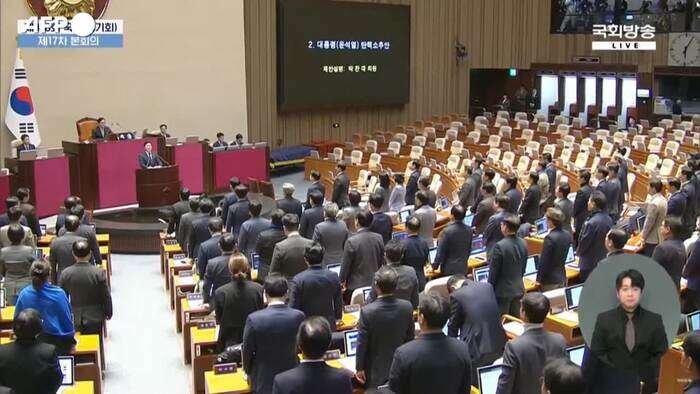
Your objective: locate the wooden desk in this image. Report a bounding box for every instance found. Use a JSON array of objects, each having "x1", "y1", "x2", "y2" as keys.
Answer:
[
  {"x1": 0, "y1": 306, "x2": 15, "y2": 329},
  {"x1": 168, "y1": 258, "x2": 193, "y2": 303},
  {"x1": 6, "y1": 156, "x2": 71, "y2": 218},
  {"x1": 171, "y1": 272, "x2": 197, "y2": 311},
  {"x1": 60, "y1": 381, "x2": 95, "y2": 394},
  {"x1": 73, "y1": 333, "x2": 102, "y2": 394},
  {"x1": 191, "y1": 326, "x2": 219, "y2": 394},
  {"x1": 659, "y1": 344, "x2": 691, "y2": 394},
  {"x1": 181, "y1": 298, "x2": 211, "y2": 364},
  {"x1": 544, "y1": 312, "x2": 583, "y2": 346}
]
